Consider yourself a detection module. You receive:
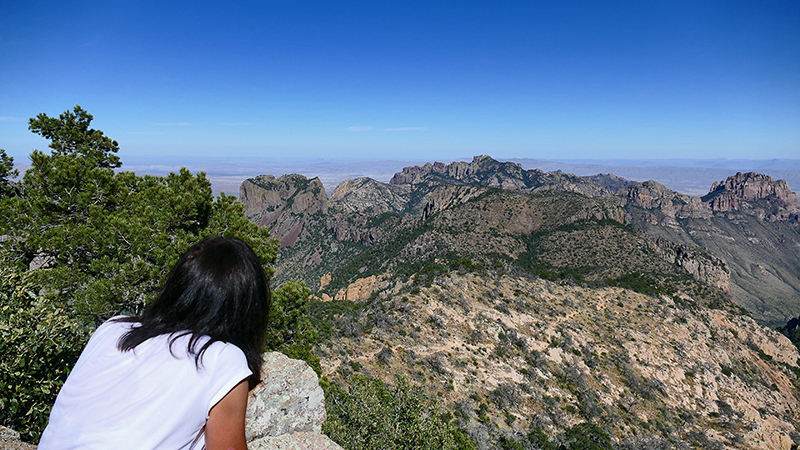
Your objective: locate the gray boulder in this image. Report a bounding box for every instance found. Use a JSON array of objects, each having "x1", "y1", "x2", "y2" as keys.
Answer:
[{"x1": 246, "y1": 352, "x2": 342, "y2": 450}]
